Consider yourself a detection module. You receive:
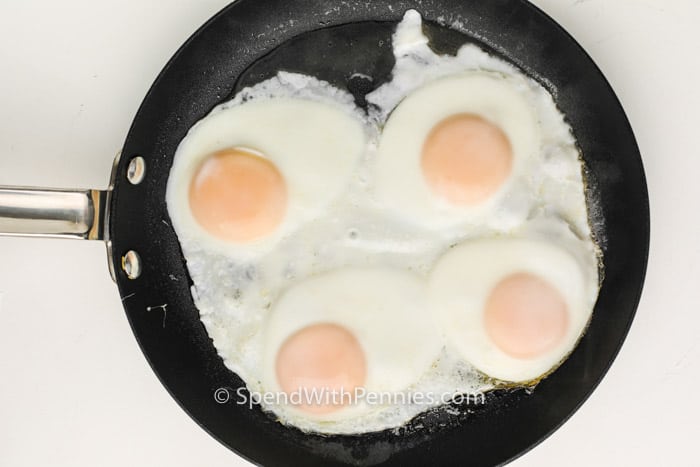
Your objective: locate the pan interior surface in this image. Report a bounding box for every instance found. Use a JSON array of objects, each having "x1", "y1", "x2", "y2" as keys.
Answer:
[{"x1": 109, "y1": 1, "x2": 649, "y2": 466}]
